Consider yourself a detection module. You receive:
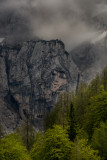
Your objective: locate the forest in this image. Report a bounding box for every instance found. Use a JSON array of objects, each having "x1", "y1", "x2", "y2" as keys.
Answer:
[{"x1": 0, "y1": 67, "x2": 107, "y2": 160}]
